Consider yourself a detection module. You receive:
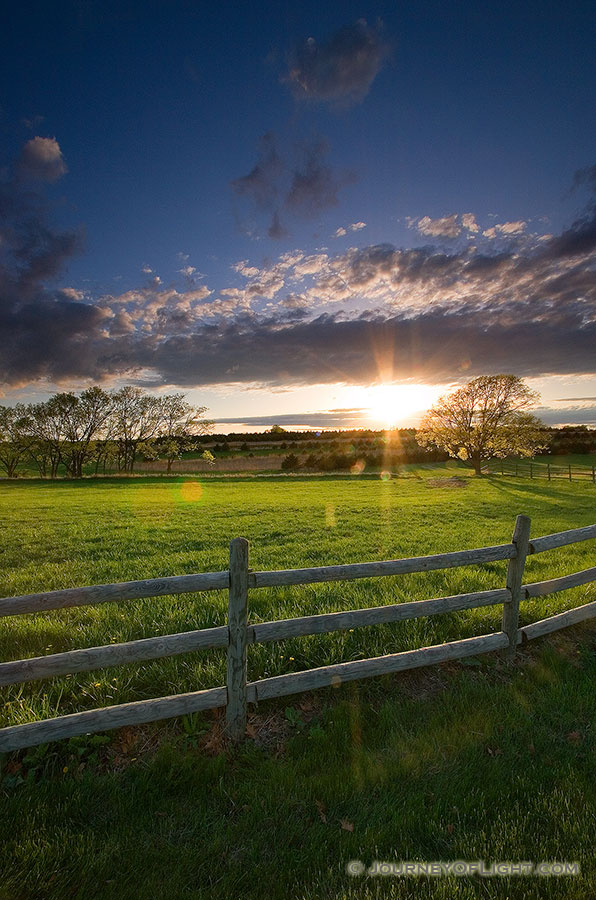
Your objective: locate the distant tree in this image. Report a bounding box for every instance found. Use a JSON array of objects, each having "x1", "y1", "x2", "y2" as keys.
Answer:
[
  {"x1": 109, "y1": 387, "x2": 163, "y2": 473},
  {"x1": 417, "y1": 374, "x2": 546, "y2": 475},
  {"x1": 0, "y1": 404, "x2": 29, "y2": 477},
  {"x1": 269, "y1": 424, "x2": 287, "y2": 434},
  {"x1": 281, "y1": 453, "x2": 300, "y2": 470},
  {"x1": 54, "y1": 387, "x2": 113, "y2": 477},
  {"x1": 200, "y1": 449, "x2": 215, "y2": 467},
  {"x1": 24, "y1": 399, "x2": 68, "y2": 478},
  {"x1": 155, "y1": 394, "x2": 213, "y2": 473}
]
